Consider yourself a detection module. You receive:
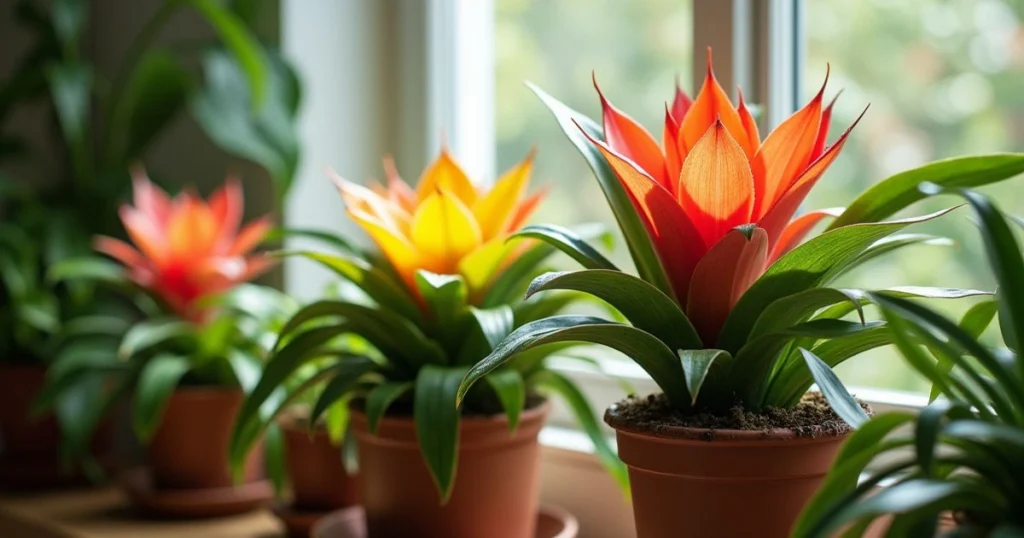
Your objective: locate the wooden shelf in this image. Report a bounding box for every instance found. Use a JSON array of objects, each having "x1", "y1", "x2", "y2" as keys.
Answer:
[{"x1": 0, "y1": 488, "x2": 283, "y2": 538}]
